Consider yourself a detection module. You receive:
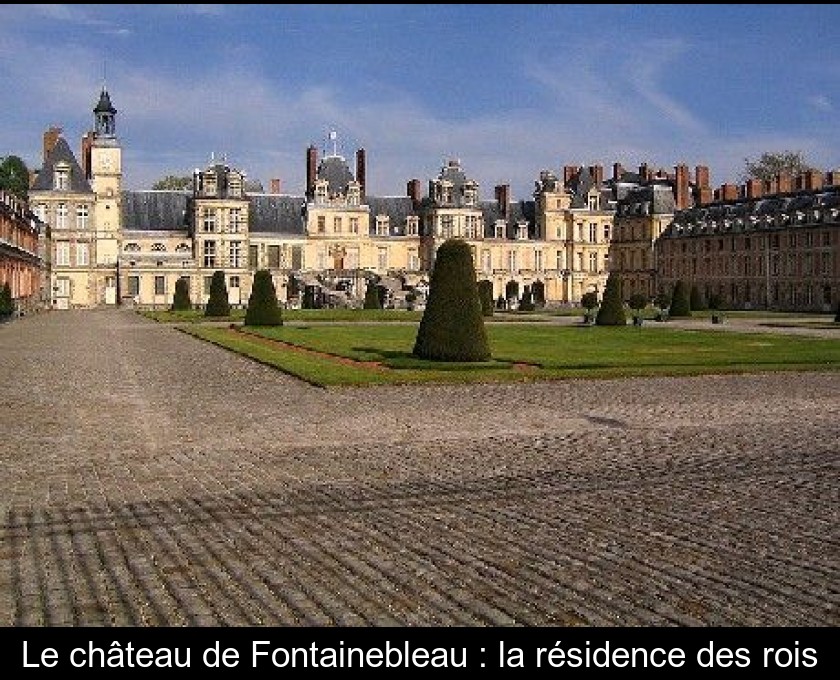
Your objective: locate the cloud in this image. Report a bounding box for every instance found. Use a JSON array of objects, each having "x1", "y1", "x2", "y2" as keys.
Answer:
[{"x1": 808, "y1": 95, "x2": 833, "y2": 112}]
